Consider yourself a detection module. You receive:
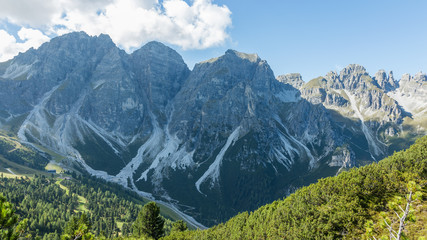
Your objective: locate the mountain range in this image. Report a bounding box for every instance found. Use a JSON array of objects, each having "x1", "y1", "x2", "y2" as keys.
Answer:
[{"x1": 0, "y1": 32, "x2": 426, "y2": 226}]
